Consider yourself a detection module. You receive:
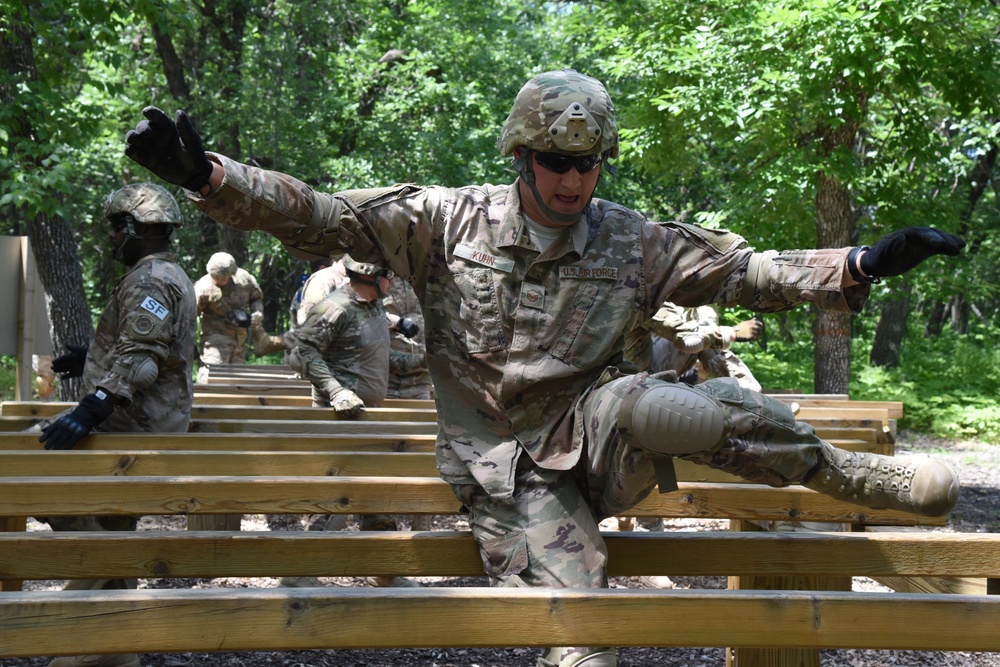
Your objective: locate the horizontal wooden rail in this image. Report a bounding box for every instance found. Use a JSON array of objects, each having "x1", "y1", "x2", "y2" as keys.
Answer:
[
  {"x1": 2, "y1": 402, "x2": 441, "y2": 421},
  {"x1": 1, "y1": 588, "x2": 998, "y2": 657},
  {"x1": 0, "y1": 432, "x2": 880, "y2": 456},
  {"x1": 0, "y1": 432, "x2": 438, "y2": 451},
  {"x1": 0, "y1": 476, "x2": 943, "y2": 525},
  {"x1": 2, "y1": 530, "x2": 997, "y2": 581}
]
